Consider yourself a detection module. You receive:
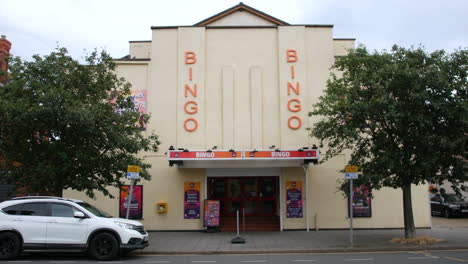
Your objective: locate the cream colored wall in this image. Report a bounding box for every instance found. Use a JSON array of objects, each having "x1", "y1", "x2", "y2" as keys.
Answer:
[
  {"x1": 115, "y1": 62, "x2": 148, "y2": 91},
  {"x1": 281, "y1": 167, "x2": 306, "y2": 229},
  {"x1": 64, "y1": 24, "x2": 431, "y2": 231},
  {"x1": 129, "y1": 42, "x2": 151, "y2": 59},
  {"x1": 205, "y1": 28, "x2": 279, "y2": 150},
  {"x1": 333, "y1": 40, "x2": 354, "y2": 57},
  {"x1": 148, "y1": 29, "x2": 177, "y2": 150},
  {"x1": 141, "y1": 157, "x2": 205, "y2": 230},
  {"x1": 306, "y1": 155, "x2": 431, "y2": 229},
  {"x1": 65, "y1": 158, "x2": 206, "y2": 231},
  {"x1": 208, "y1": 11, "x2": 277, "y2": 26}
]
